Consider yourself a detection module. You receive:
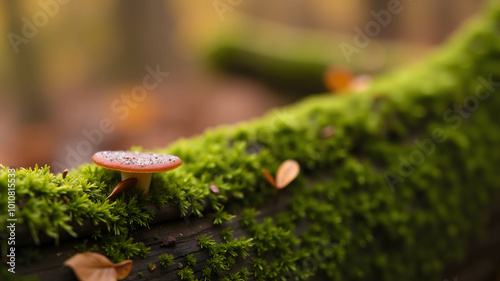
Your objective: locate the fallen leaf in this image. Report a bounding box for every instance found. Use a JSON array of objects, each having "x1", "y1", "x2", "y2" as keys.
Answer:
[
  {"x1": 324, "y1": 67, "x2": 353, "y2": 93},
  {"x1": 114, "y1": 260, "x2": 133, "y2": 279},
  {"x1": 275, "y1": 160, "x2": 300, "y2": 189},
  {"x1": 62, "y1": 169, "x2": 69, "y2": 179},
  {"x1": 149, "y1": 264, "x2": 156, "y2": 272},
  {"x1": 64, "y1": 252, "x2": 133, "y2": 281},
  {"x1": 209, "y1": 184, "x2": 220, "y2": 194},
  {"x1": 261, "y1": 169, "x2": 276, "y2": 188},
  {"x1": 106, "y1": 178, "x2": 137, "y2": 200}
]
